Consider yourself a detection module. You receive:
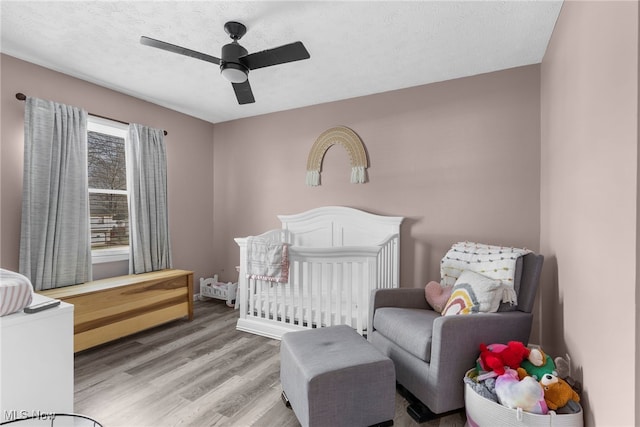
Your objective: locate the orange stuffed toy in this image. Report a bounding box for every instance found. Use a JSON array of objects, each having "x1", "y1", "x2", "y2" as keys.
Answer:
[{"x1": 539, "y1": 373, "x2": 580, "y2": 410}]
